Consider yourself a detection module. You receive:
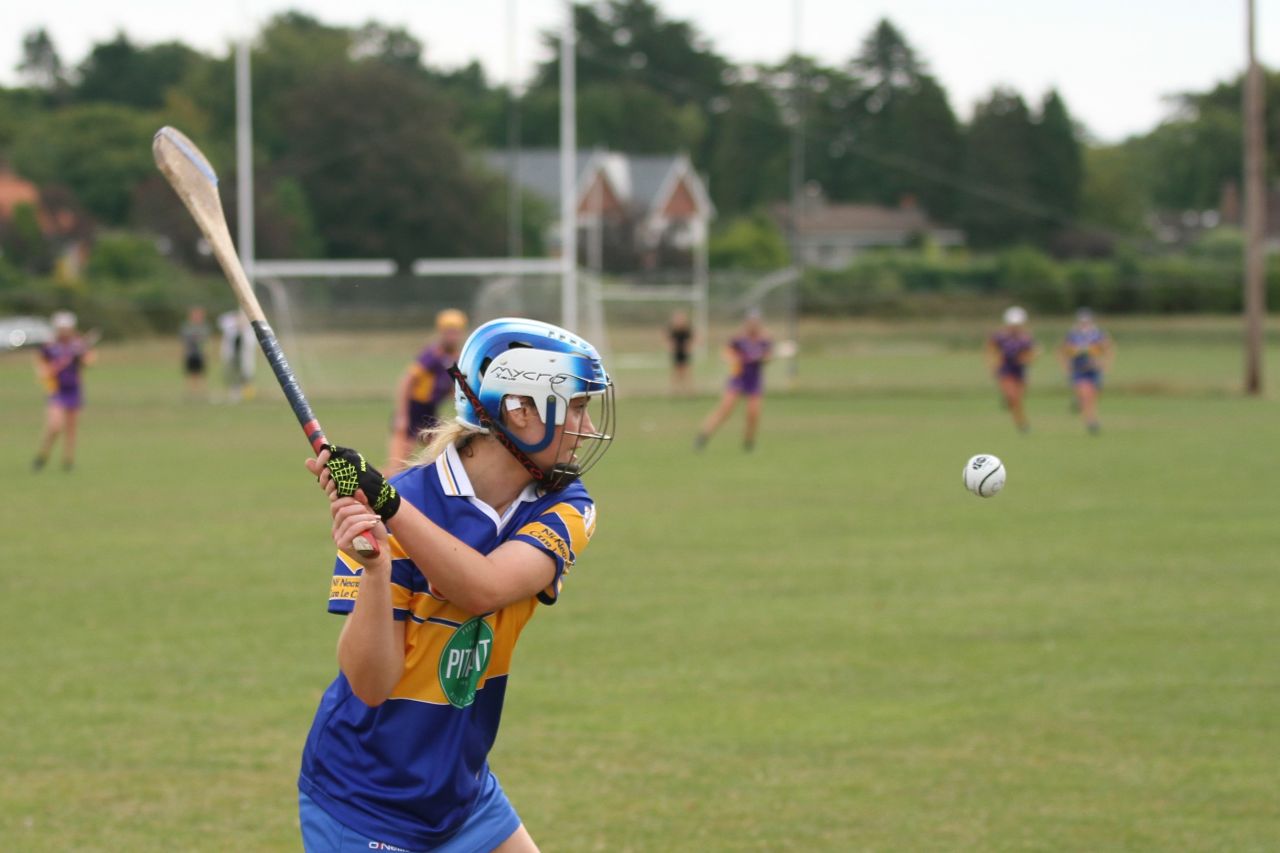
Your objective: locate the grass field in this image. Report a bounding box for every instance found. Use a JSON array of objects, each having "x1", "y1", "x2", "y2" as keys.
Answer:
[{"x1": 2, "y1": 316, "x2": 1278, "y2": 851}]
